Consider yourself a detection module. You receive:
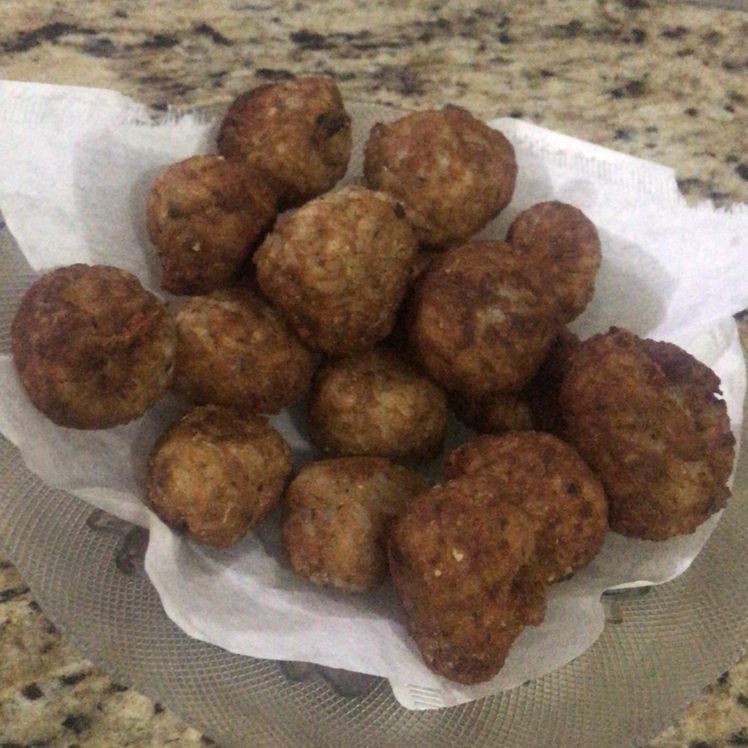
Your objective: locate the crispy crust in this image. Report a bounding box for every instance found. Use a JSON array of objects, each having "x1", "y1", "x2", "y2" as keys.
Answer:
[
  {"x1": 308, "y1": 348, "x2": 447, "y2": 460},
  {"x1": 364, "y1": 105, "x2": 517, "y2": 250},
  {"x1": 450, "y1": 391, "x2": 534, "y2": 434},
  {"x1": 174, "y1": 287, "x2": 315, "y2": 414},
  {"x1": 147, "y1": 405, "x2": 292, "y2": 548},
  {"x1": 407, "y1": 240, "x2": 558, "y2": 395},
  {"x1": 11, "y1": 264, "x2": 176, "y2": 429},
  {"x1": 560, "y1": 327, "x2": 735, "y2": 540},
  {"x1": 444, "y1": 432, "x2": 608, "y2": 583},
  {"x1": 217, "y1": 76, "x2": 352, "y2": 208},
  {"x1": 282, "y1": 457, "x2": 428, "y2": 592},
  {"x1": 507, "y1": 201, "x2": 601, "y2": 323},
  {"x1": 255, "y1": 186, "x2": 418, "y2": 355},
  {"x1": 146, "y1": 155, "x2": 277, "y2": 295},
  {"x1": 389, "y1": 474, "x2": 546, "y2": 684}
]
